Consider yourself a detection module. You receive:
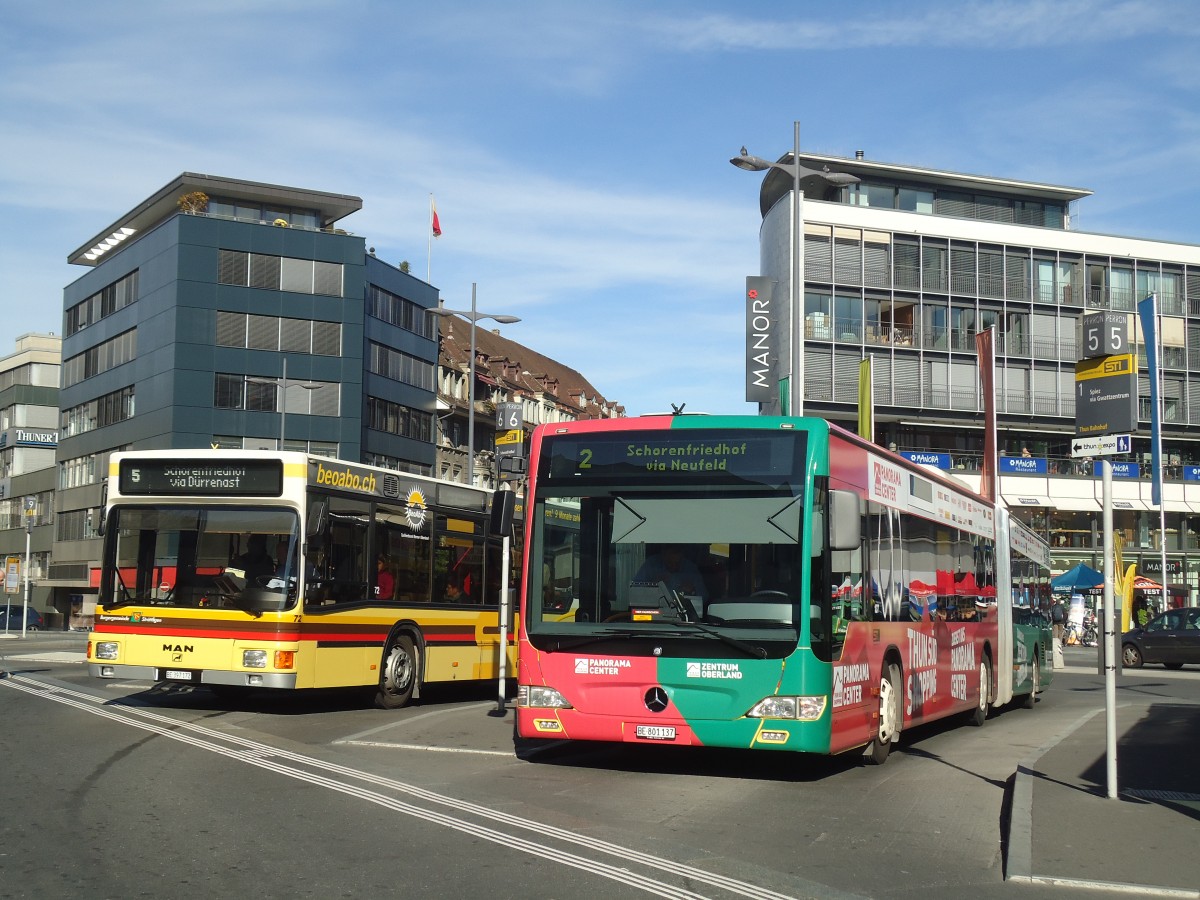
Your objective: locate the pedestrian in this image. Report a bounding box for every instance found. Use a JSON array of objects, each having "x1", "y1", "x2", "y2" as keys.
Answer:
[{"x1": 1050, "y1": 598, "x2": 1066, "y2": 643}]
